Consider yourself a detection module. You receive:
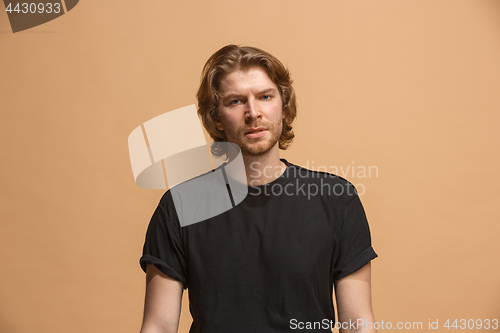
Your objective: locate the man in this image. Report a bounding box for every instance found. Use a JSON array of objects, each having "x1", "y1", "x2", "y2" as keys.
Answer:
[{"x1": 139, "y1": 45, "x2": 378, "y2": 333}]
